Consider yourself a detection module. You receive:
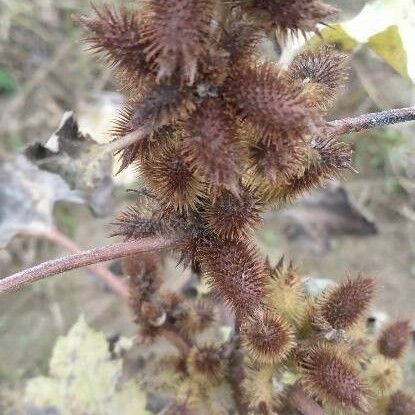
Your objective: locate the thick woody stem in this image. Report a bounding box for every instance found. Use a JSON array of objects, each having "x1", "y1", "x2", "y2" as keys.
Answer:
[
  {"x1": 288, "y1": 384, "x2": 326, "y2": 415},
  {"x1": 326, "y1": 106, "x2": 415, "y2": 137},
  {"x1": 0, "y1": 237, "x2": 174, "y2": 294}
]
